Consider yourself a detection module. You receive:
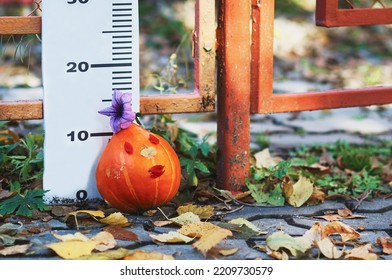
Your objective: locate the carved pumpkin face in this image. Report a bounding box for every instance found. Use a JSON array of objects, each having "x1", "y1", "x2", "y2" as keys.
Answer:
[{"x1": 95, "y1": 123, "x2": 181, "y2": 213}]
